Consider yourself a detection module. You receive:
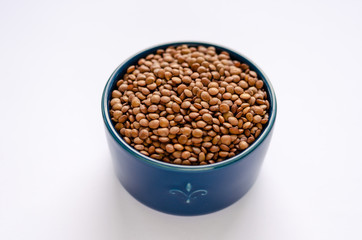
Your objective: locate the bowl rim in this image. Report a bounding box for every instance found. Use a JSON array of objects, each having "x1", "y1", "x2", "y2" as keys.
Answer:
[{"x1": 102, "y1": 41, "x2": 277, "y2": 172}]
